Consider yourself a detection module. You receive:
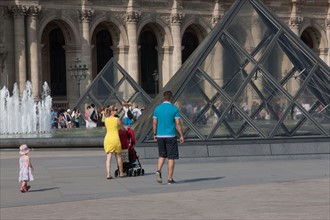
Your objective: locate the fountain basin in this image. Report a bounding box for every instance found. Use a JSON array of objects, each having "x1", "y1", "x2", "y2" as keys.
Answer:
[{"x1": 0, "y1": 128, "x2": 106, "y2": 148}]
